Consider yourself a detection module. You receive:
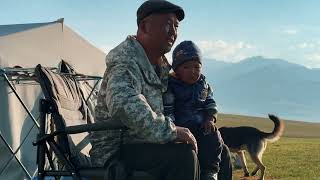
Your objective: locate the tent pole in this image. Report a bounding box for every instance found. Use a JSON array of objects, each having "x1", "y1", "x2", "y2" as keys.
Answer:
[
  {"x1": 86, "y1": 78, "x2": 101, "y2": 103},
  {"x1": 0, "y1": 69, "x2": 40, "y2": 128},
  {"x1": 0, "y1": 132, "x2": 32, "y2": 179}
]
